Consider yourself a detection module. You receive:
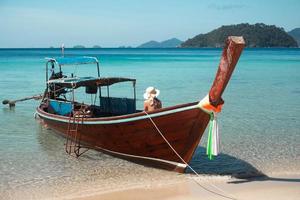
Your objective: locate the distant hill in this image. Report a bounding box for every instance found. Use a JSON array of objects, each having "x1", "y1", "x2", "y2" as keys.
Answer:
[
  {"x1": 138, "y1": 38, "x2": 182, "y2": 48},
  {"x1": 138, "y1": 41, "x2": 160, "y2": 48},
  {"x1": 118, "y1": 46, "x2": 133, "y2": 48},
  {"x1": 181, "y1": 23, "x2": 298, "y2": 48},
  {"x1": 73, "y1": 45, "x2": 85, "y2": 48},
  {"x1": 93, "y1": 45, "x2": 101, "y2": 48},
  {"x1": 288, "y1": 28, "x2": 300, "y2": 46}
]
